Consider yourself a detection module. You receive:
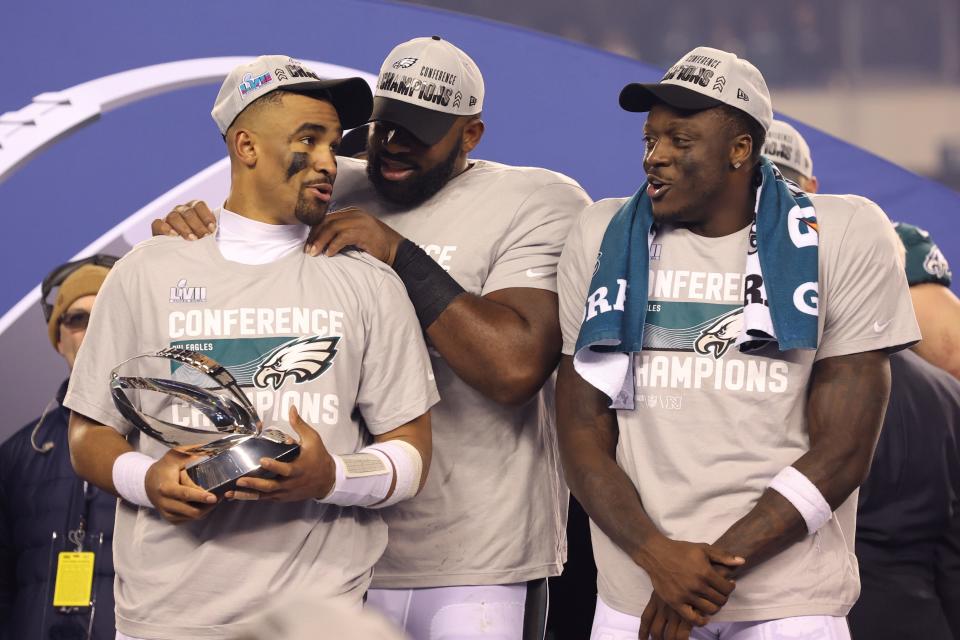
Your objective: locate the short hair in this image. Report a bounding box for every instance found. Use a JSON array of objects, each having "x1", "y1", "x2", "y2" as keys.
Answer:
[
  {"x1": 718, "y1": 105, "x2": 767, "y2": 164},
  {"x1": 224, "y1": 89, "x2": 333, "y2": 140}
]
